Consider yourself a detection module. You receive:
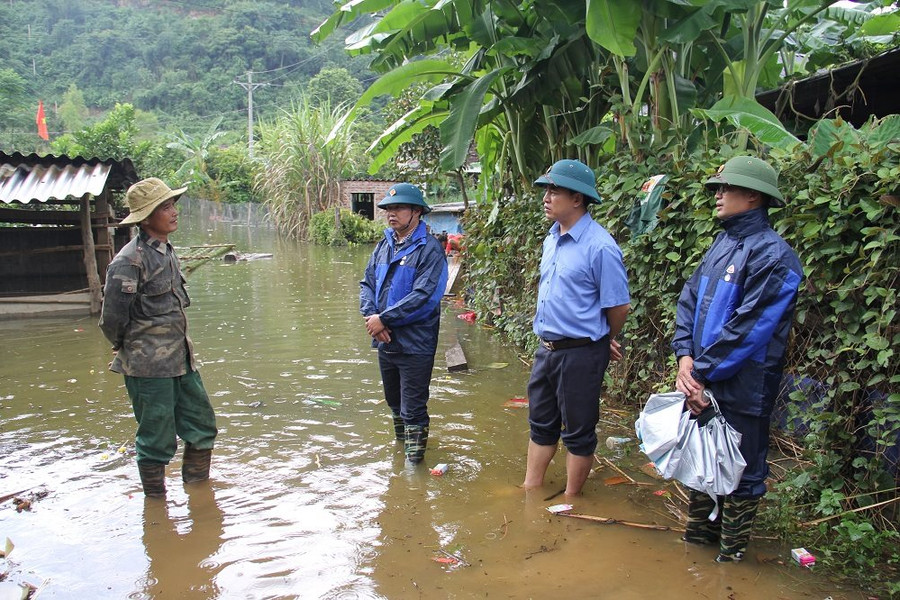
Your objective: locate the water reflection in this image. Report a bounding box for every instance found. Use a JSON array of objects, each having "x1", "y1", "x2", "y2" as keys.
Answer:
[
  {"x1": 136, "y1": 483, "x2": 224, "y2": 599},
  {"x1": 0, "y1": 203, "x2": 865, "y2": 599}
]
